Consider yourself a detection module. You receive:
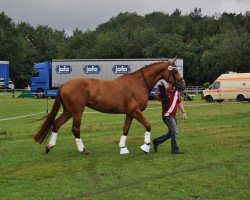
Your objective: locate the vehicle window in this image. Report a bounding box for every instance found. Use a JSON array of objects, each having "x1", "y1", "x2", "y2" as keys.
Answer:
[
  {"x1": 209, "y1": 82, "x2": 220, "y2": 90},
  {"x1": 32, "y1": 70, "x2": 39, "y2": 77}
]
